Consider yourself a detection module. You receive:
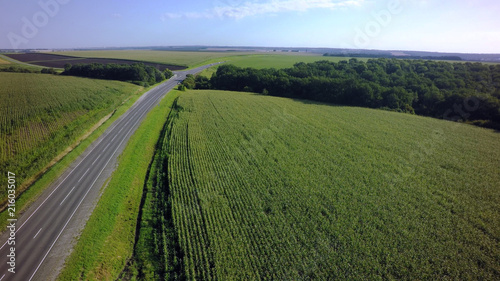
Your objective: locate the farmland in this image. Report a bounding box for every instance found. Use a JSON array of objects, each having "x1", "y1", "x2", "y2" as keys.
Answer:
[
  {"x1": 194, "y1": 54, "x2": 367, "y2": 78},
  {"x1": 4, "y1": 53, "x2": 186, "y2": 71},
  {"x1": 53, "y1": 50, "x2": 255, "y2": 68},
  {"x1": 0, "y1": 72, "x2": 141, "y2": 206},
  {"x1": 0, "y1": 58, "x2": 9, "y2": 65},
  {"x1": 52, "y1": 50, "x2": 344, "y2": 69},
  {"x1": 130, "y1": 90, "x2": 500, "y2": 280},
  {"x1": 221, "y1": 54, "x2": 367, "y2": 68}
]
